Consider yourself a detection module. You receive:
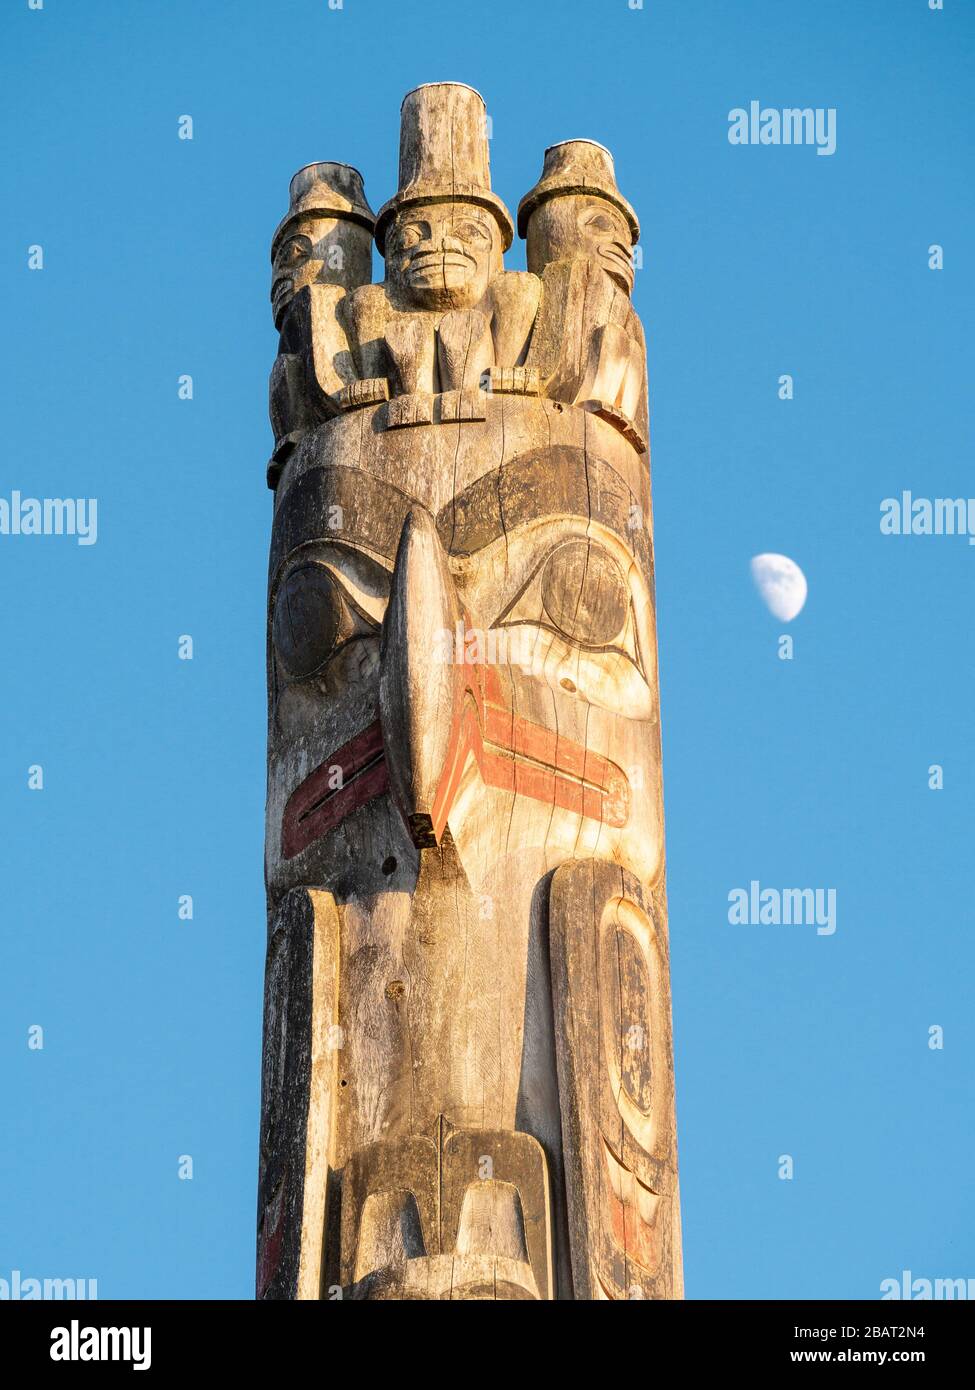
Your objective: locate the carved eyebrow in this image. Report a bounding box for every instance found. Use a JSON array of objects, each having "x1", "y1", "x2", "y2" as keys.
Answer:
[
  {"x1": 580, "y1": 206, "x2": 621, "y2": 226},
  {"x1": 271, "y1": 465, "x2": 415, "y2": 573},
  {"x1": 450, "y1": 217, "x2": 491, "y2": 237},
  {"x1": 438, "y1": 449, "x2": 653, "y2": 582},
  {"x1": 271, "y1": 457, "x2": 652, "y2": 582}
]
